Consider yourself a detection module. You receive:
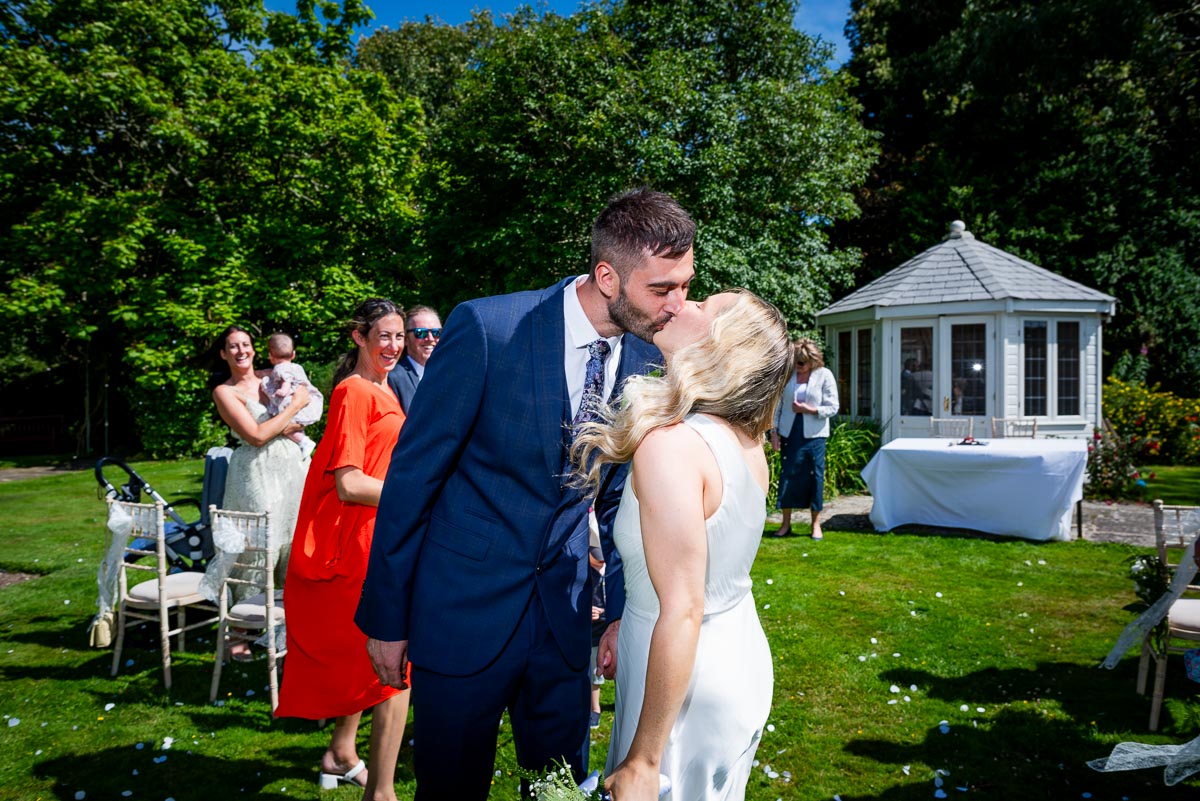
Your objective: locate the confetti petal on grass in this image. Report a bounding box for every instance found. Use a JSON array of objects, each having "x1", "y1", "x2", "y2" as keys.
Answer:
[
  {"x1": 936, "y1": 592, "x2": 943, "y2": 598},
  {"x1": 121, "y1": 791, "x2": 132, "y2": 797},
  {"x1": 1038, "y1": 560, "x2": 1046, "y2": 565},
  {"x1": 870, "y1": 637, "x2": 878, "y2": 644},
  {"x1": 910, "y1": 684, "x2": 917, "y2": 691},
  {"x1": 976, "y1": 707, "x2": 985, "y2": 713},
  {"x1": 902, "y1": 765, "x2": 910, "y2": 775},
  {"x1": 766, "y1": 579, "x2": 773, "y2": 585},
  {"x1": 939, "y1": 721, "x2": 950, "y2": 734},
  {"x1": 74, "y1": 793, "x2": 85, "y2": 800},
  {"x1": 858, "y1": 656, "x2": 867, "y2": 662},
  {"x1": 935, "y1": 791, "x2": 947, "y2": 799},
  {"x1": 887, "y1": 700, "x2": 898, "y2": 705},
  {"x1": 892, "y1": 653, "x2": 901, "y2": 658},
  {"x1": 763, "y1": 604, "x2": 771, "y2": 610},
  {"x1": 838, "y1": 590, "x2": 845, "y2": 596},
  {"x1": 64, "y1": 599, "x2": 70, "y2": 605},
  {"x1": 904, "y1": 696, "x2": 911, "y2": 702},
  {"x1": 935, "y1": 776, "x2": 944, "y2": 787},
  {"x1": 162, "y1": 737, "x2": 174, "y2": 749},
  {"x1": 767, "y1": 724, "x2": 775, "y2": 732},
  {"x1": 104, "y1": 703, "x2": 115, "y2": 712},
  {"x1": 890, "y1": 685, "x2": 900, "y2": 693},
  {"x1": 245, "y1": 689, "x2": 255, "y2": 697},
  {"x1": 7, "y1": 718, "x2": 18, "y2": 727}
]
